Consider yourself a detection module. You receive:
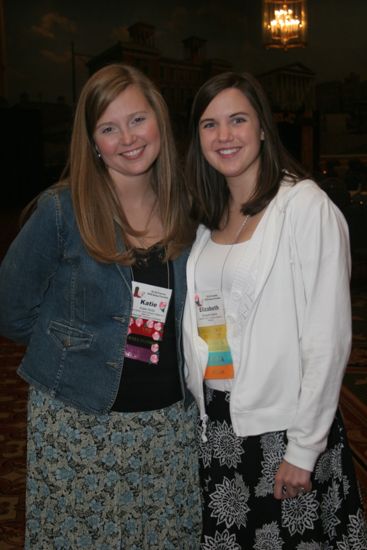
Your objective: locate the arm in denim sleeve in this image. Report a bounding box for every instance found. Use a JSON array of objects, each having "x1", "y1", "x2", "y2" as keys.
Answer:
[{"x1": 0, "y1": 191, "x2": 64, "y2": 344}]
